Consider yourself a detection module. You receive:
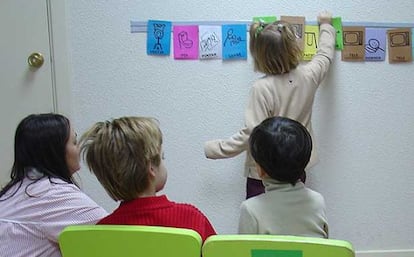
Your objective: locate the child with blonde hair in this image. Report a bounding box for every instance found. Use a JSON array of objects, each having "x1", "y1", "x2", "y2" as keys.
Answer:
[
  {"x1": 205, "y1": 11, "x2": 336, "y2": 199},
  {"x1": 80, "y1": 116, "x2": 216, "y2": 242}
]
